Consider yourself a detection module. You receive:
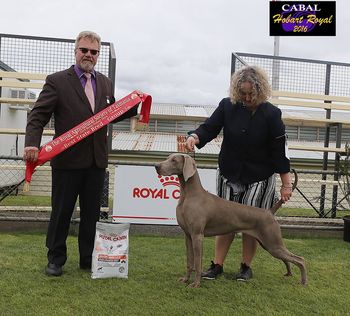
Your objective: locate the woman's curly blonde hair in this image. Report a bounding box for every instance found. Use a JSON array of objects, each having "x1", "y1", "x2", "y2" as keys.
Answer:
[{"x1": 229, "y1": 66, "x2": 271, "y2": 105}]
